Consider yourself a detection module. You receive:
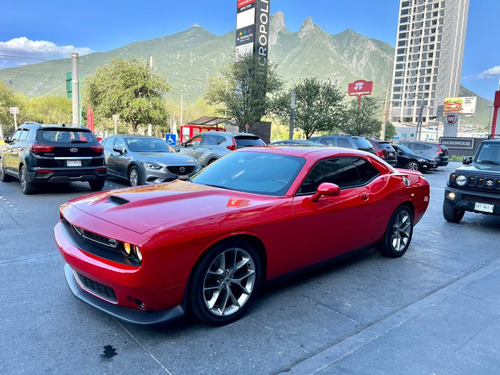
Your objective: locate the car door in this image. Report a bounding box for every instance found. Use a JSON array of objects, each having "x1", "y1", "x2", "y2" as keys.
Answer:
[
  {"x1": 5, "y1": 129, "x2": 29, "y2": 176},
  {"x1": 179, "y1": 134, "x2": 203, "y2": 158},
  {"x1": 2, "y1": 129, "x2": 21, "y2": 174},
  {"x1": 112, "y1": 137, "x2": 131, "y2": 178},
  {"x1": 289, "y1": 156, "x2": 382, "y2": 270},
  {"x1": 103, "y1": 137, "x2": 117, "y2": 175}
]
